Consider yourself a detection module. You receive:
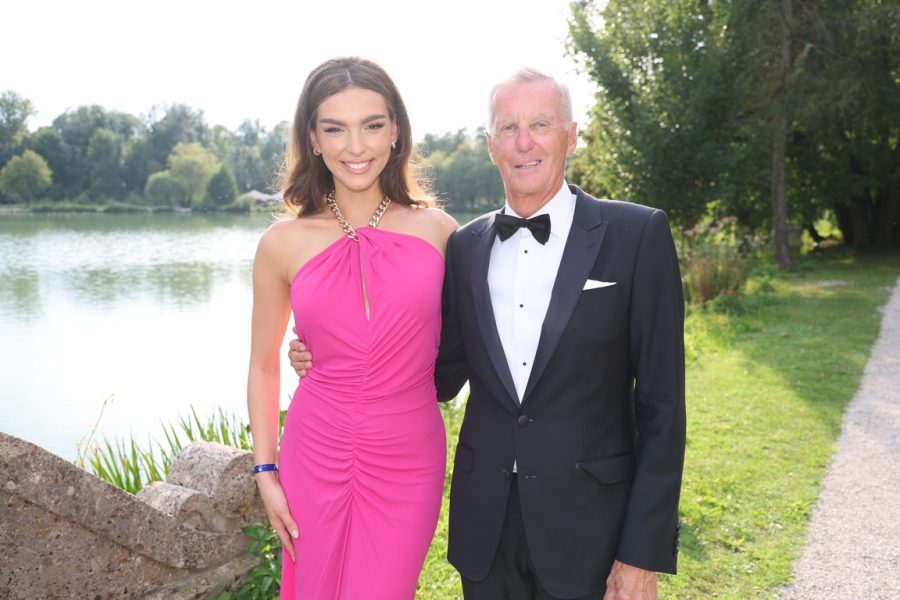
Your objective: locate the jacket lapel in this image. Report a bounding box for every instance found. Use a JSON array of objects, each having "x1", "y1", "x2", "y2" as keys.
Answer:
[
  {"x1": 470, "y1": 213, "x2": 520, "y2": 407},
  {"x1": 522, "y1": 188, "x2": 607, "y2": 403}
]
